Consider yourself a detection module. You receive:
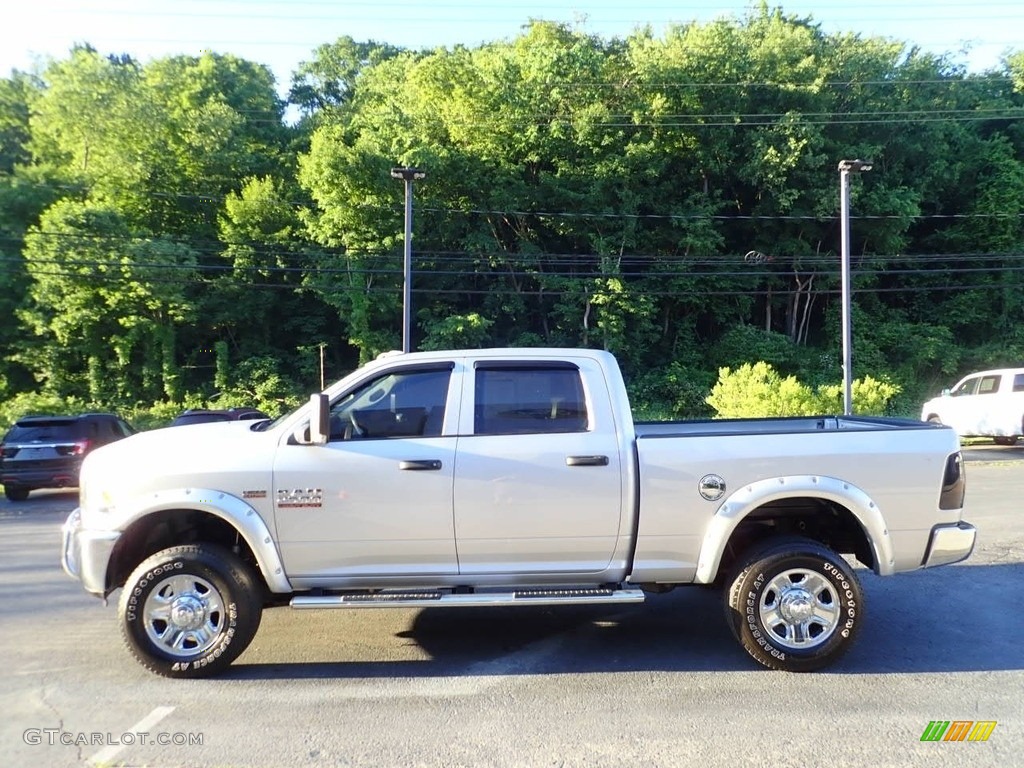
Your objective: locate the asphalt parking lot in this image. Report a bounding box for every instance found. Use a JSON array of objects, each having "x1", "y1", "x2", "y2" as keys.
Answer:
[{"x1": 1, "y1": 445, "x2": 1021, "y2": 768}]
